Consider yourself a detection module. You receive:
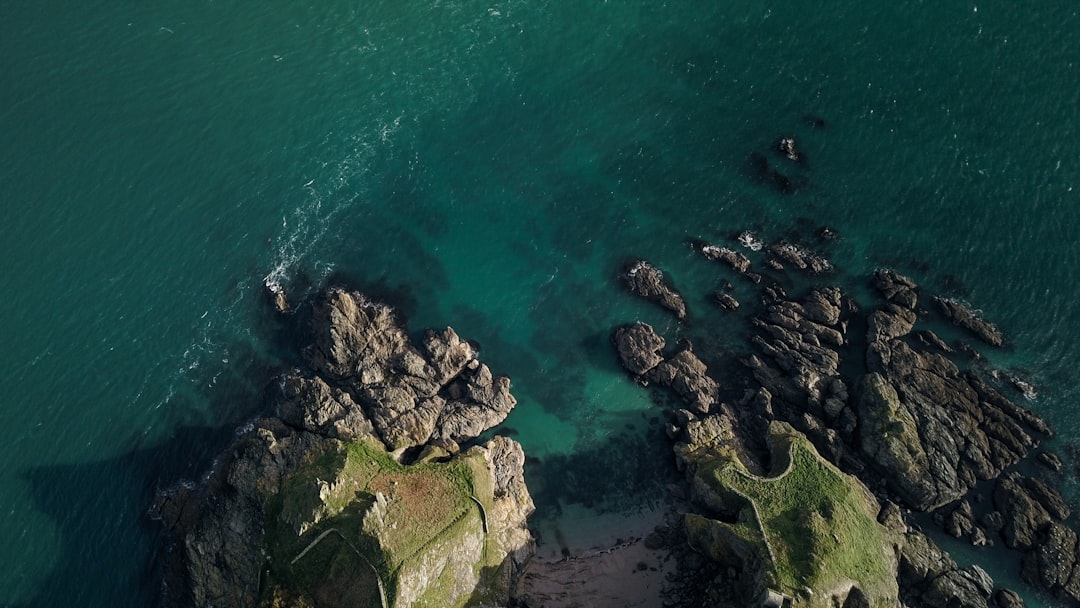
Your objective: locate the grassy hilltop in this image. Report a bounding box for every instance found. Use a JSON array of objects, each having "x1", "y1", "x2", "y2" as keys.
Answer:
[{"x1": 687, "y1": 422, "x2": 901, "y2": 607}]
